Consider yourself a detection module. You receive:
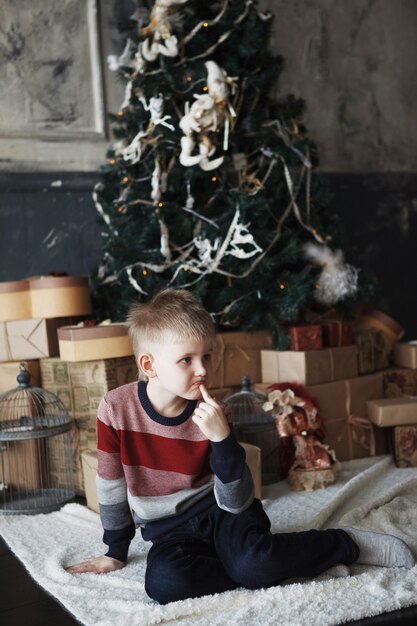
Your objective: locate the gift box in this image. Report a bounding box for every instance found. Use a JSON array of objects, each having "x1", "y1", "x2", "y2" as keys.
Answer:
[
  {"x1": 392, "y1": 425, "x2": 417, "y2": 467},
  {"x1": 0, "y1": 280, "x2": 32, "y2": 322},
  {"x1": 383, "y1": 368, "x2": 417, "y2": 398},
  {"x1": 0, "y1": 439, "x2": 45, "y2": 490},
  {"x1": 0, "y1": 360, "x2": 40, "y2": 394},
  {"x1": 352, "y1": 307, "x2": 404, "y2": 347},
  {"x1": 320, "y1": 320, "x2": 353, "y2": 347},
  {"x1": 29, "y1": 276, "x2": 92, "y2": 319},
  {"x1": 0, "y1": 317, "x2": 77, "y2": 362},
  {"x1": 211, "y1": 330, "x2": 272, "y2": 388},
  {"x1": 287, "y1": 324, "x2": 322, "y2": 351},
  {"x1": 81, "y1": 449, "x2": 99, "y2": 513},
  {"x1": 58, "y1": 323, "x2": 133, "y2": 362},
  {"x1": 261, "y1": 345, "x2": 358, "y2": 386},
  {"x1": 354, "y1": 328, "x2": 392, "y2": 375},
  {"x1": 80, "y1": 442, "x2": 262, "y2": 514},
  {"x1": 367, "y1": 397, "x2": 417, "y2": 427},
  {"x1": 394, "y1": 342, "x2": 417, "y2": 370},
  {"x1": 305, "y1": 373, "x2": 387, "y2": 462},
  {"x1": 40, "y1": 356, "x2": 138, "y2": 494}
]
